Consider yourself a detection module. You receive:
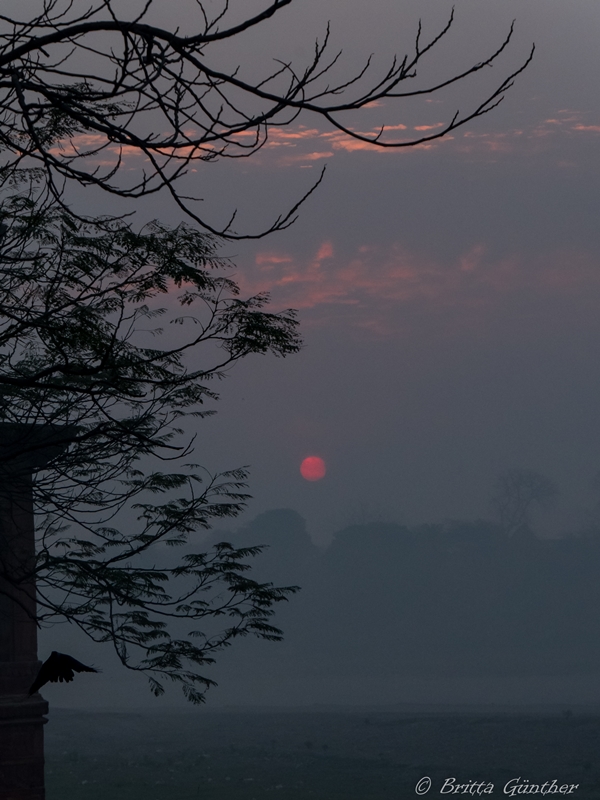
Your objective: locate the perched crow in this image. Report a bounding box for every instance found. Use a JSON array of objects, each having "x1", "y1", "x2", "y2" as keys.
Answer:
[{"x1": 28, "y1": 651, "x2": 99, "y2": 696}]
